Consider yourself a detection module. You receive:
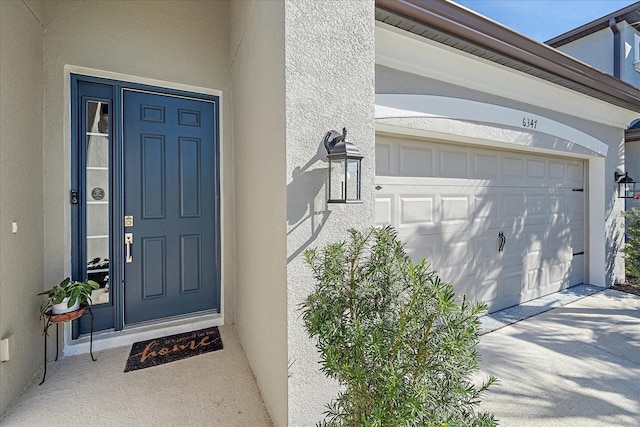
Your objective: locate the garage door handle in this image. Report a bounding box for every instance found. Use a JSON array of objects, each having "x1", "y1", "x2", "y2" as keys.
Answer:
[{"x1": 498, "y1": 232, "x2": 506, "y2": 253}]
